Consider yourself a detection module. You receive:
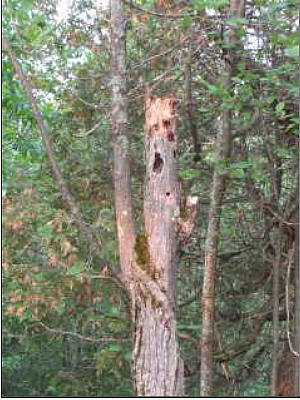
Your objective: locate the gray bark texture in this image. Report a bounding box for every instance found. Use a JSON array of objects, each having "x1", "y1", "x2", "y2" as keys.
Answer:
[
  {"x1": 110, "y1": 2, "x2": 184, "y2": 395},
  {"x1": 110, "y1": 0, "x2": 136, "y2": 286},
  {"x1": 132, "y1": 96, "x2": 184, "y2": 396},
  {"x1": 271, "y1": 227, "x2": 282, "y2": 396},
  {"x1": 184, "y1": 44, "x2": 201, "y2": 161}
]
